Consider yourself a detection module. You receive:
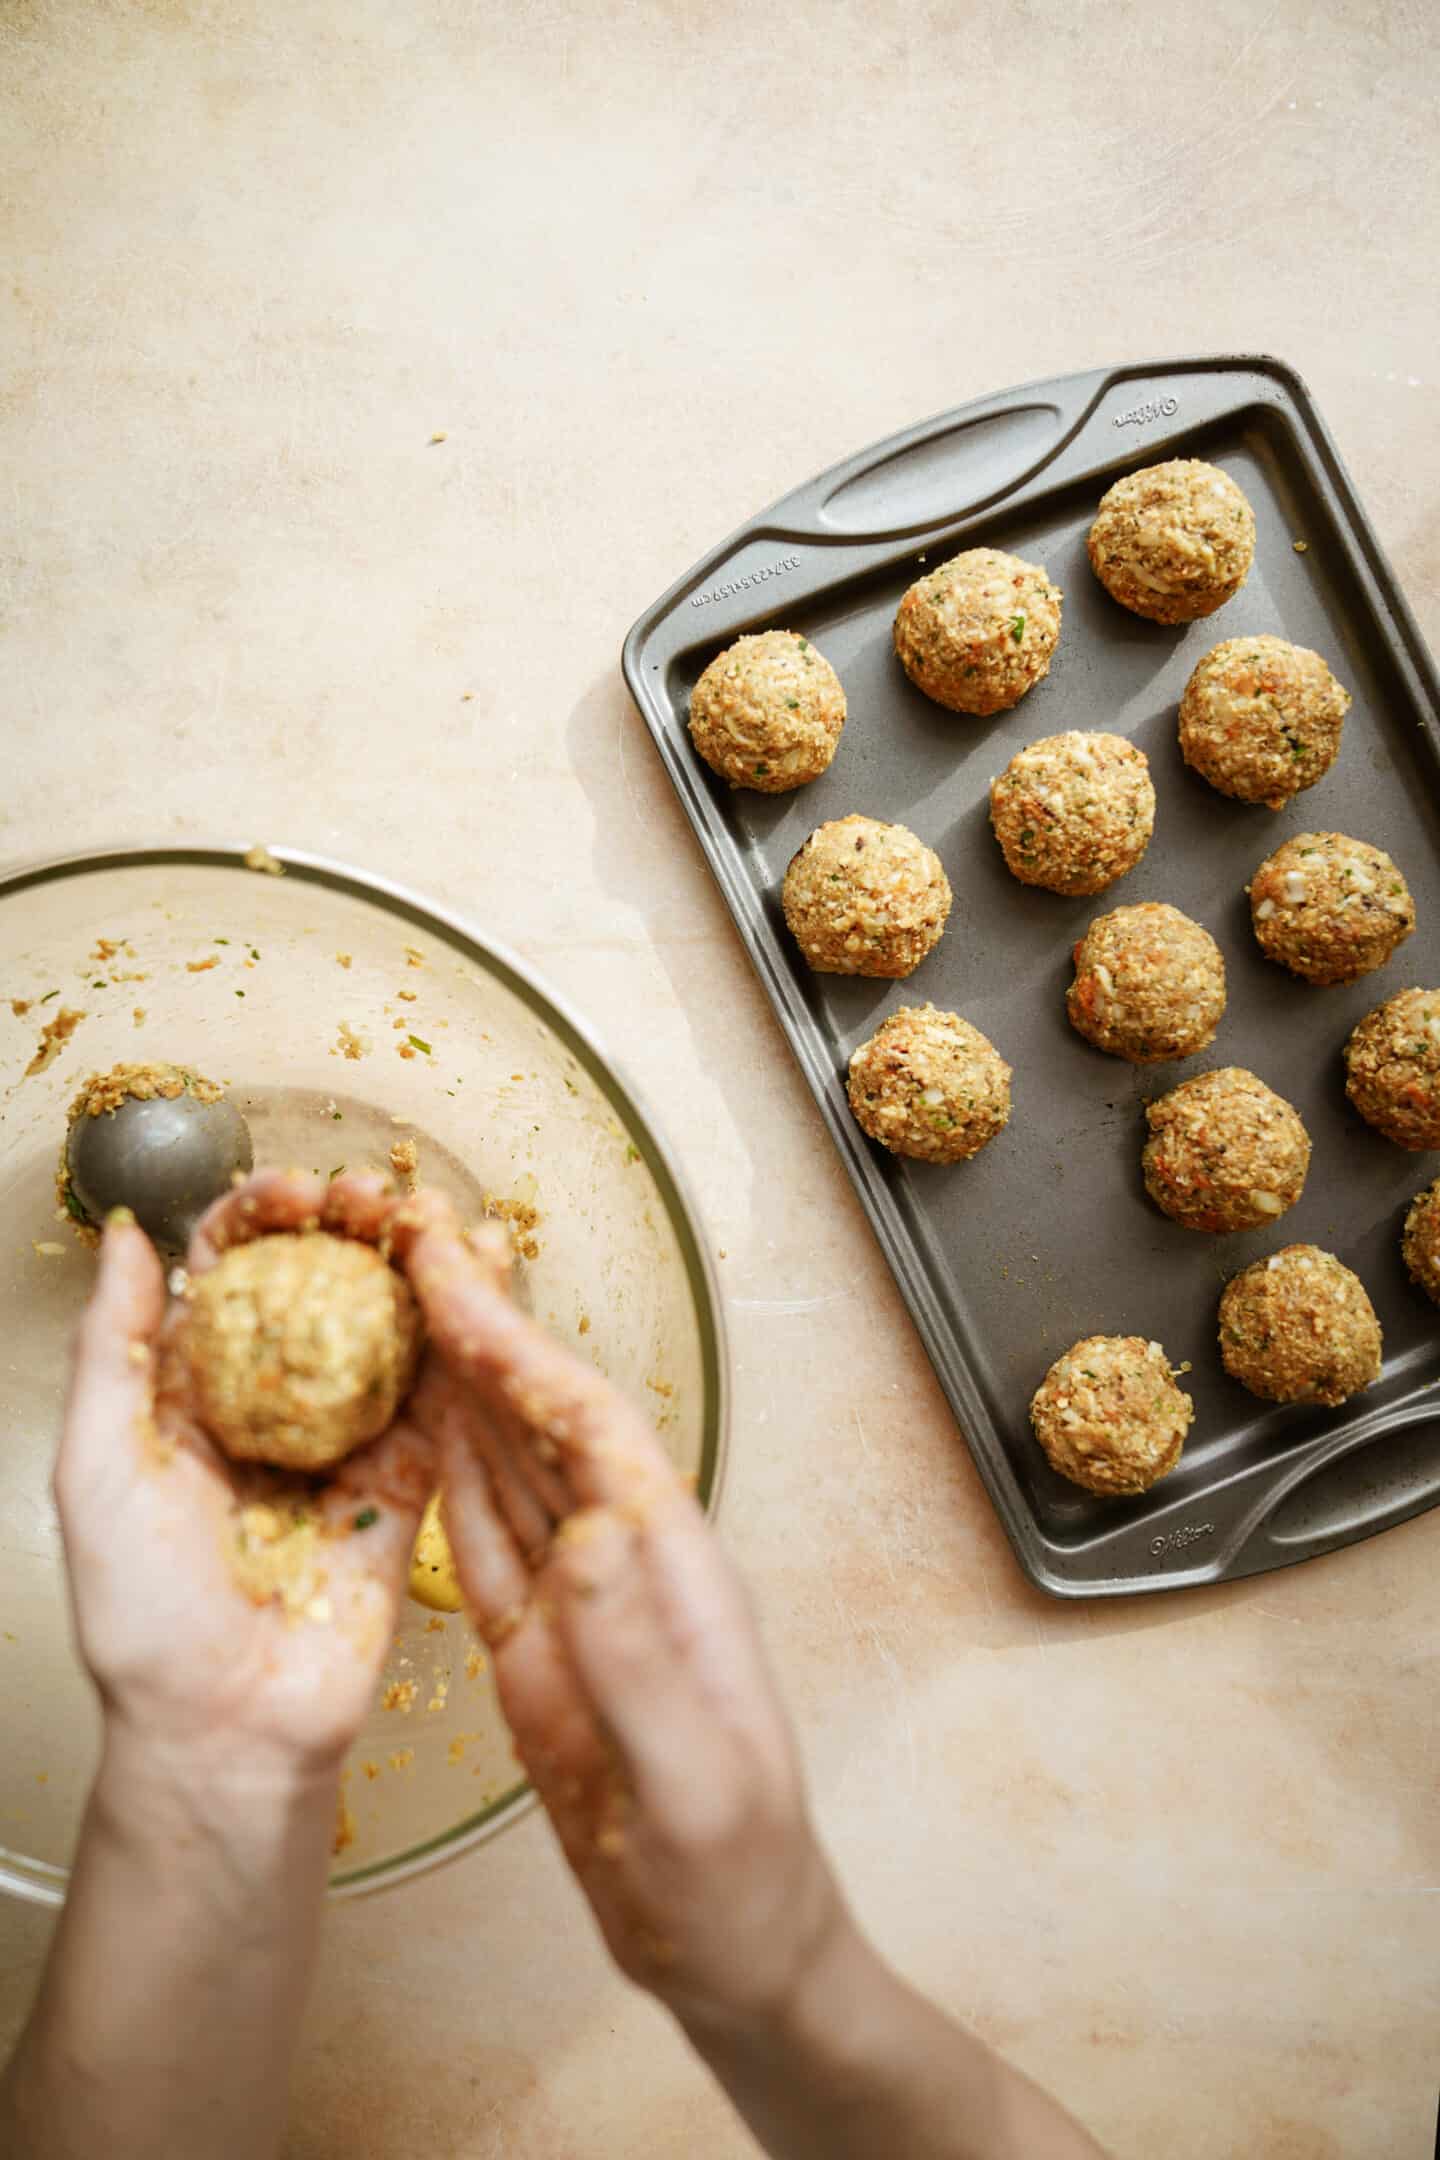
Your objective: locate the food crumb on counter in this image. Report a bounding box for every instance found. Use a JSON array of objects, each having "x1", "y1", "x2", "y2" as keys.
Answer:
[
  {"x1": 132, "y1": 1007, "x2": 146, "y2": 1027},
  {"x1": 9, "y1": 998, "x2": 31, "y2": 1017},
  {"x1": 646, "y1": 1376, "x2": 675, "y2": 1400},
  {"x1": 389, "y1": 1137, "x2": 419, "y2": 1189},
  {"x1": 388, "y1": 1749, "x2": 415, "y2": 1772},
  {"x1": 428, "y1": 431, "x2": 447, "y2": 445},
  {"x1": 465, "y1": 1648, "x2": 486, "y2": 1680},
  {"x1": 425, "y1": 1615, "x2": 446, "y2": 1634},
  {"x1": 186, "y1": 956, "x2": 220, "y2": 973},
  {"x1": 361, "y1": 1760, "x2": 381, "y2": 1781},
  {"x1": 381, "y1": 1679, "x2": 418, "y2": 1714},
  {"x1": 244, "y1": 845, "x2": 285, "y2": 876},
  {"x1": 25, "y1": 1007, "x2": 85, "y2": 1077},
  {"x1": 397, "y1": 989, "x2": 417, "y2": 1001},
  {"x1": 578, "y1": 1314, "x2": 591, "y2": 1336},
  {"x1": 335, "y1": 953, "x2": 352, "y2": 969},
  {"x1": 1293, "y1": 538, "x2": 1309, "y2": 553},
  {"x1": 404, "y1": 946, "x2": 425, "y2": 968},
  {"x1": 426, "y1": 1674, "x2": 450, "y2": 1714},
  {"x1": 32, "y1": 1242, "x2": 65, "y2": 1259}
]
